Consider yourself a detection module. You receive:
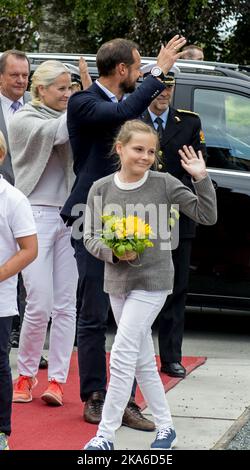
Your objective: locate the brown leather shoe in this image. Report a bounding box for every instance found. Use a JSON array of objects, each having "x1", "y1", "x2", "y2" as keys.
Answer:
[
  {"x1": 83, "y1": 391, "x2": 105, "y2": 424},
  {"x1": 122, "y1": 398, "x2": 155, "y2": 432}
]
